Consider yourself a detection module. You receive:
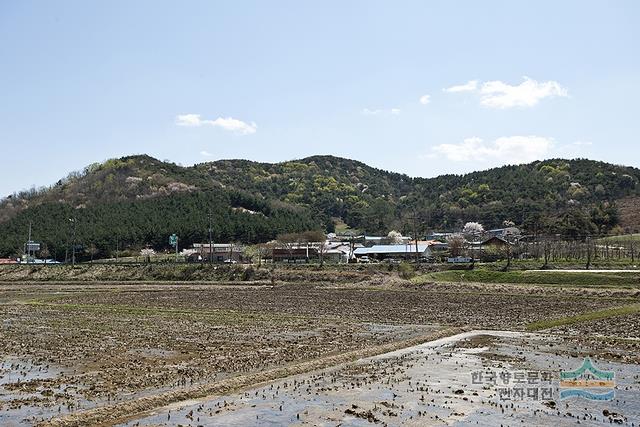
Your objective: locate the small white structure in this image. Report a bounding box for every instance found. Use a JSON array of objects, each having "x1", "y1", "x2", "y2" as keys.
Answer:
[
  {"x1": 354, "y1": 244, "x2": 432, "y2": 260},
  {"x1": 447, "y1": 256, "x2": 473, "y2": 263}
]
